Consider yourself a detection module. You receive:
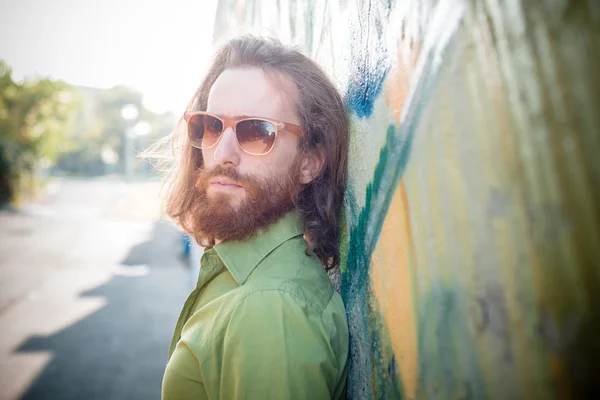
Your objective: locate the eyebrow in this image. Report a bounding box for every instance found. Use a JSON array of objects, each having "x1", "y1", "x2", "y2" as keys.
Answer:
[
  {"x1": 208, "y1": 112, "x2": 256, "y2": 119},
  {"x1": 227, "y1": 113, "x2": 272, "y2": 120},
  {"x1": 207, "y1": 111, "x2": 283, "y2": 121}
]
